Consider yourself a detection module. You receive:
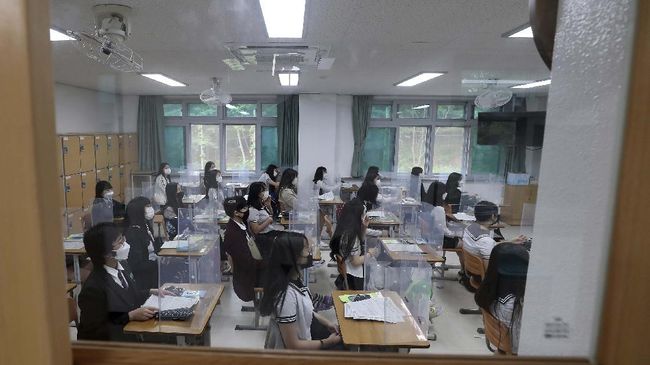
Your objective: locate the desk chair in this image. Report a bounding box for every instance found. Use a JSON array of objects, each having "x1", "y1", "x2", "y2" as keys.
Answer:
[
  {"x1": 440, "y1": 247, "x2": 463, "y2": 281},
  {"x1": 152, "y1": 213, "x2": 166, "y2": 239},
  {"x1": 459, "y1": 248, "x2": 487, "y2": 316},
  {"x1": 481, "y1": 308, "x2": 514, "y2": 355},
  {"x1": 235, "y1": 288, "x2": 267, "y2": 331}
]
